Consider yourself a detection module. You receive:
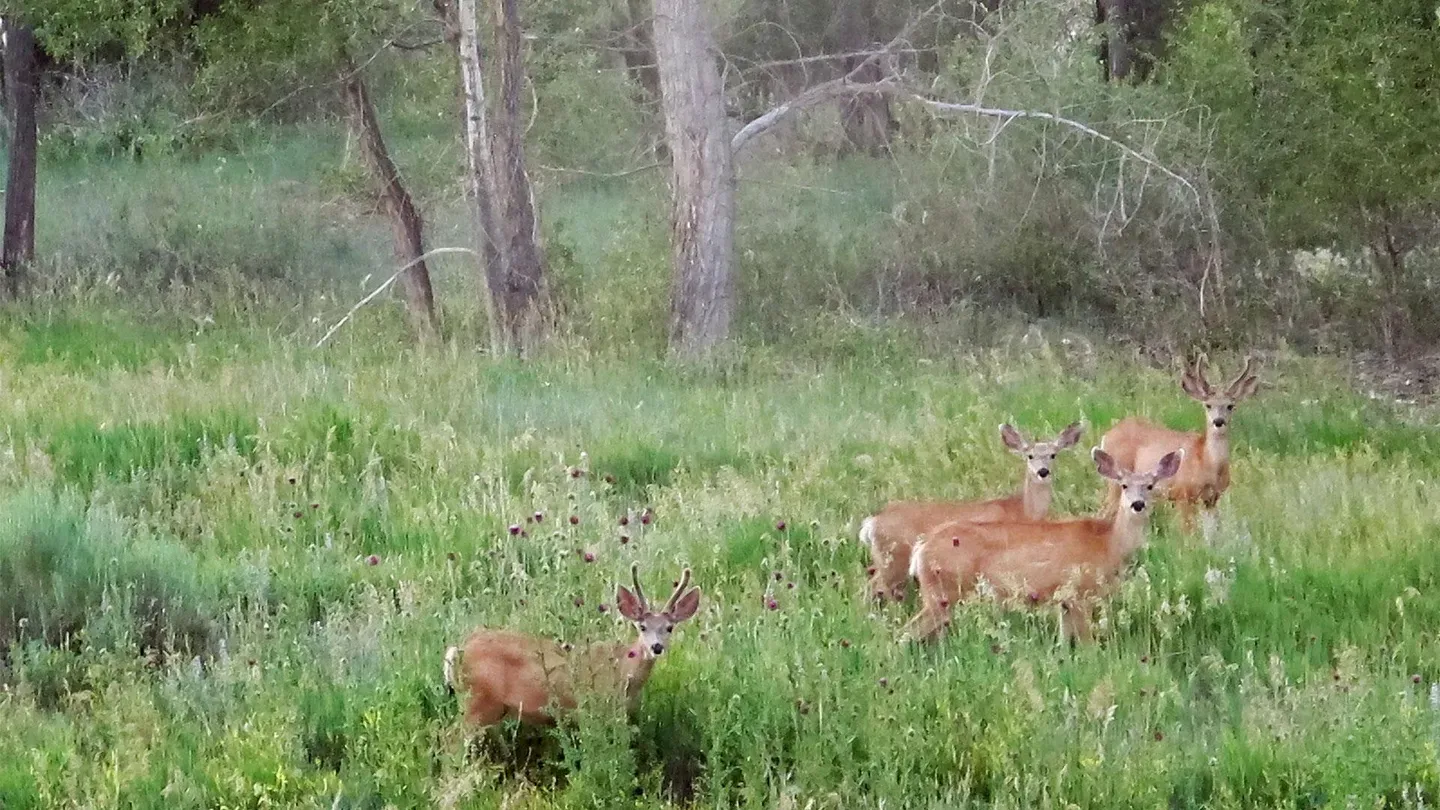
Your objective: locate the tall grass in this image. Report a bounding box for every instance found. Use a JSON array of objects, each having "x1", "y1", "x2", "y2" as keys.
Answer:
[{"x1": 1, "y1": 297, "x2": 1438, "y2": 807}]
